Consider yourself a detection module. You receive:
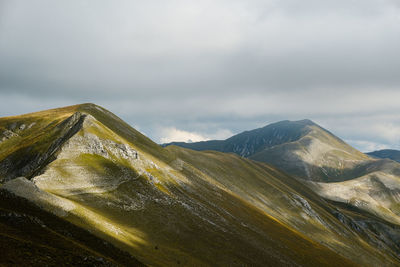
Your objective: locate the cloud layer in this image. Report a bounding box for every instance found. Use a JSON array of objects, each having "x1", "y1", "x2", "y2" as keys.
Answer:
[{"x1": 1, "y1": 0, "x2": 400, "y2": 151}]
